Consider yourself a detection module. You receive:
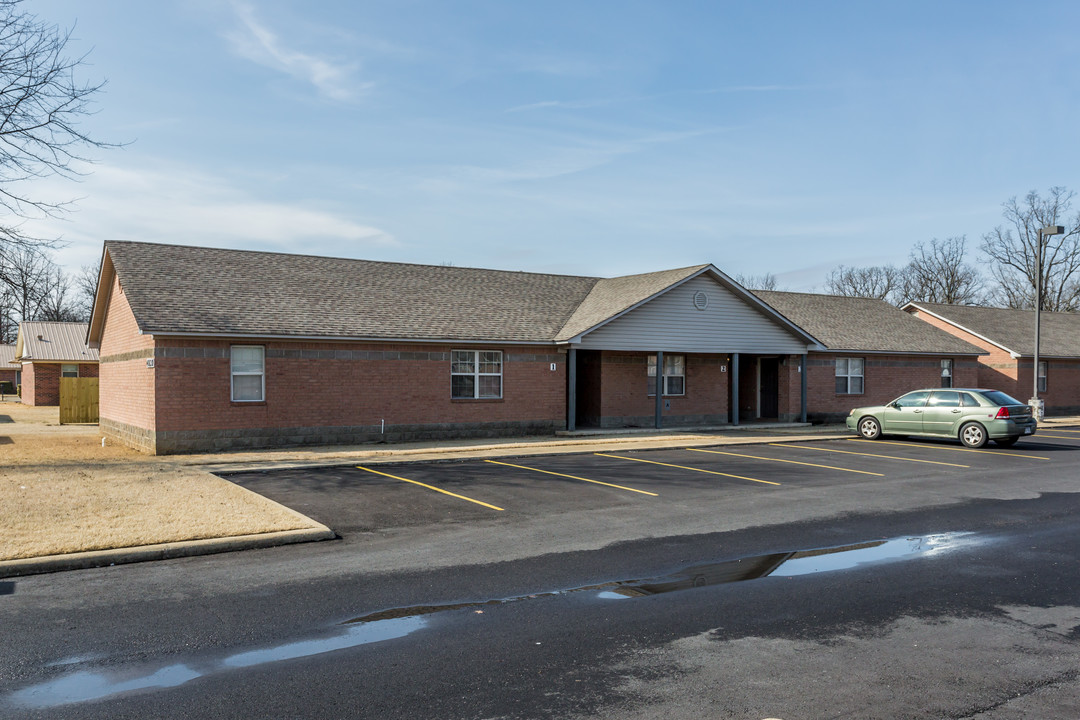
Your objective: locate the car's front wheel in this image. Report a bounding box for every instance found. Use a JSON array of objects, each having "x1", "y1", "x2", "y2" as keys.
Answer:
[
  {"x1": 960, "y1": 422, "x2": 988, "y2": 448},
  {"x1": 858, "y1": 416, "x2": 882, "y2": 440}
]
